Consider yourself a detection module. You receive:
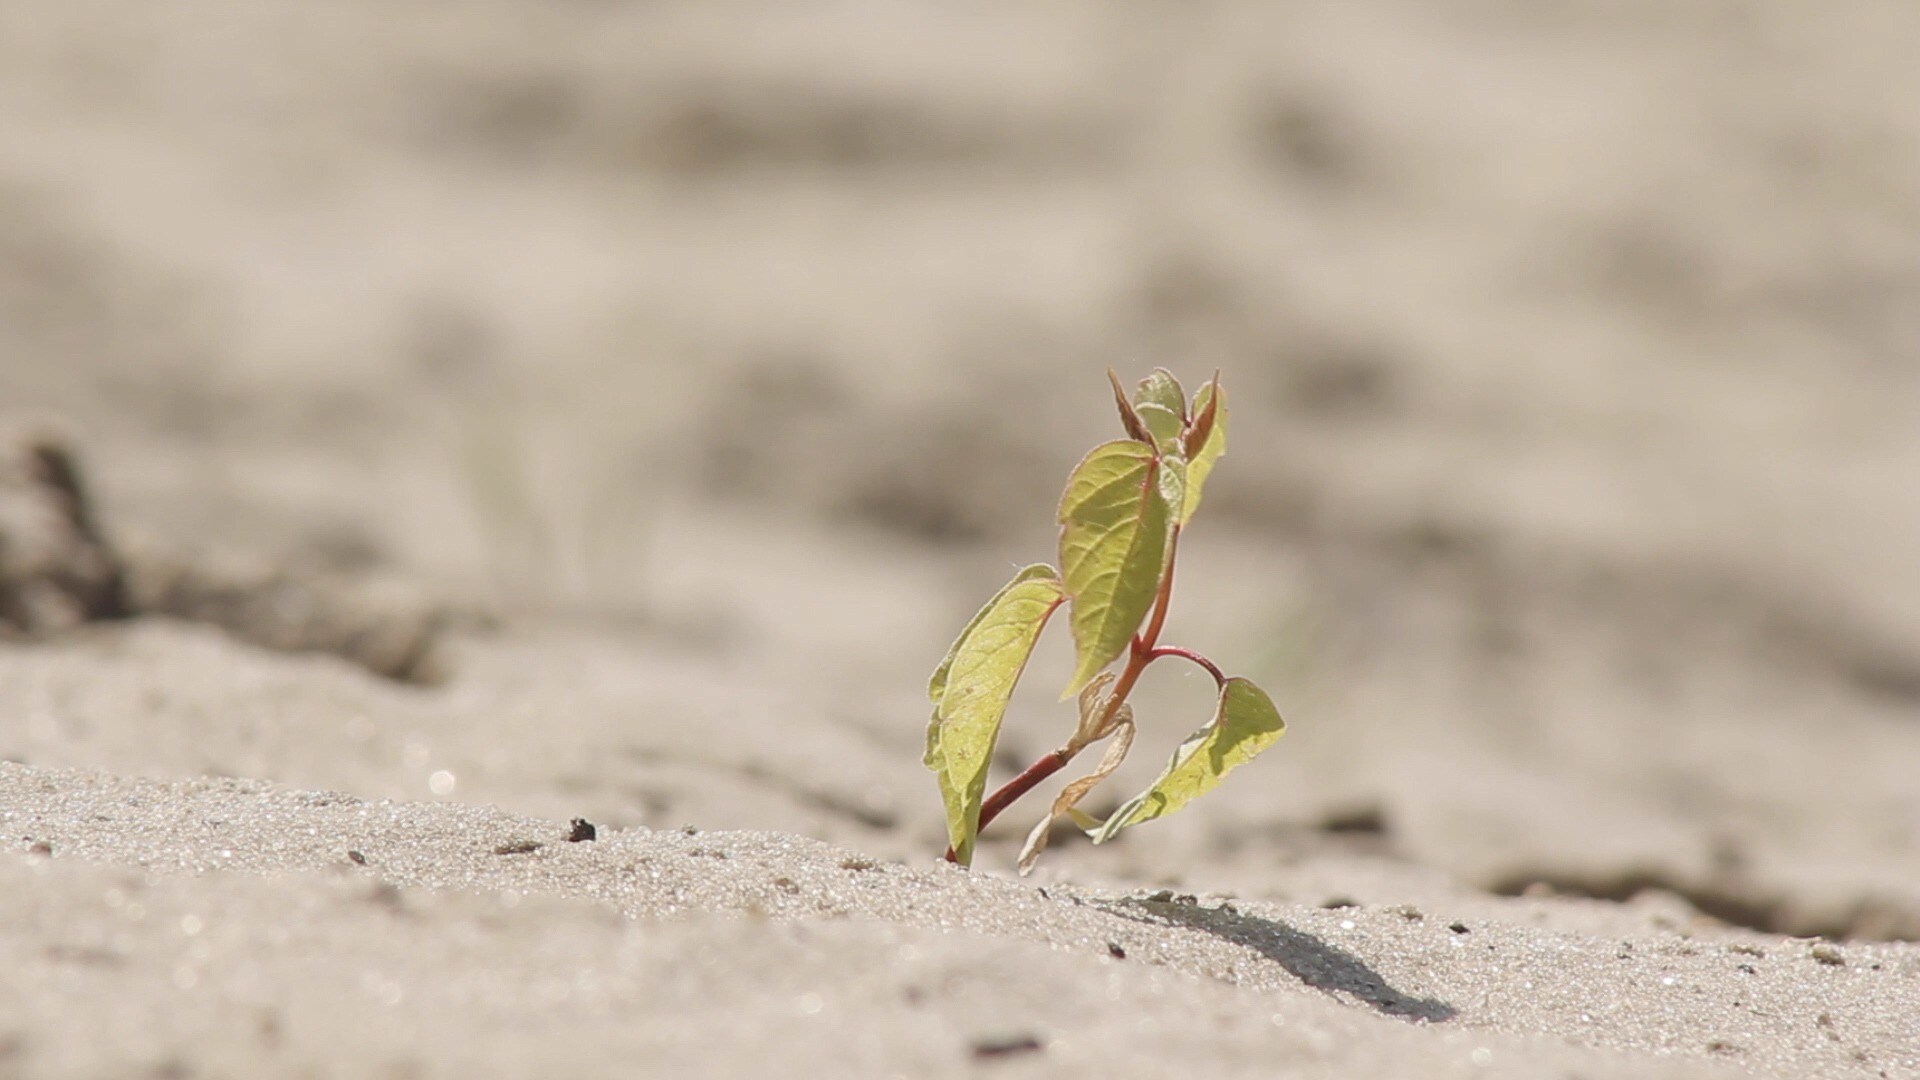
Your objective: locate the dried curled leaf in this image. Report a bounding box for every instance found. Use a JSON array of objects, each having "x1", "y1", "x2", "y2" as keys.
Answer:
[
  {"x1": 1091, "y1": 676, "x2": 1284, "y2": 844},
  {"x1": 1072, "y1": 671, "x2": 1119, "y2": 746},
  {"x1": 925, "y1": 564, "x2": 1065, "y2": 866},
  {"x1": 1017, "y1": 712, "x2": 1135, "y2": 874}
]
